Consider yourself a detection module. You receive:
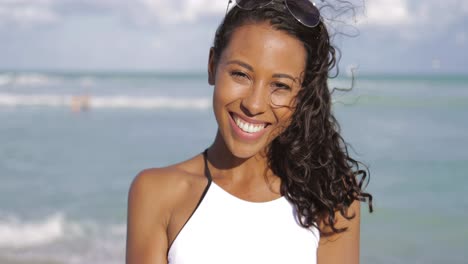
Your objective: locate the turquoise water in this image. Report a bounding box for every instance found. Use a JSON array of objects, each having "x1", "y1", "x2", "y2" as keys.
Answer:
[{"x1": 0, "y1": 71, "x2": 467, "y2": 263}]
